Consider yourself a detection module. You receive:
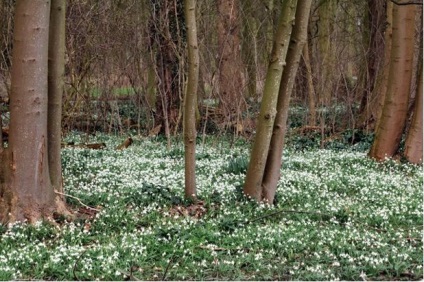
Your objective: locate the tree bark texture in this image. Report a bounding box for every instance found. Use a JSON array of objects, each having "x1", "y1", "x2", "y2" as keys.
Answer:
[
  {"x1": 369, "y1": 4, "x2": 417, "y2": 161},
  {"x1": 261, "y1": 0, "x2": 312, "y2": 204},
  {"x1": 303, "y1": 41, "x2": 316, "y2": 126},
  {"x1": 0, "y1": 0, "x2": 67, "y2": 224},
  {"x1": 243, "y1": 0, "x2": 297, "y2": 202},
  {"x1": 373, "y1": 1, "x2": 394, "y2": 131},
  {"x1": 48, "y1": 0, "x2": 66, "y2": 194},
  {"x1": 404, "y1": 63, "x2": 423, "y2": 164},
  {"x1": 359, "y1": 0, "x2": 387, "y2": 127},
  {"x1": 183, "y1": 0, "x2": 199, "y2": 199},
  {"x1": 358, "y1": 0, "x2": 388, "y2": 131},
  {"x1": 217, "y1": 0, "x2": 245, "y2": 121}
]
